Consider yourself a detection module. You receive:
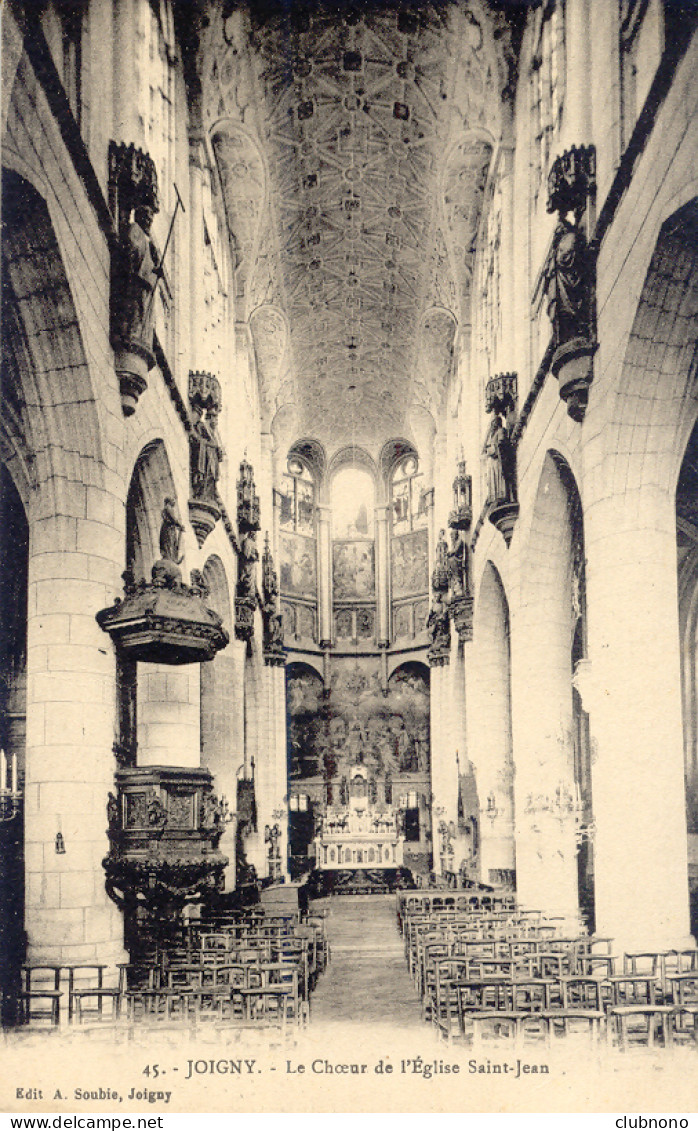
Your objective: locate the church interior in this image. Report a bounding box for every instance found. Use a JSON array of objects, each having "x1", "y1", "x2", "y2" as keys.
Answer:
[{"x1": 2, "y1": 0, "x2": 698, "y2": 1052}]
